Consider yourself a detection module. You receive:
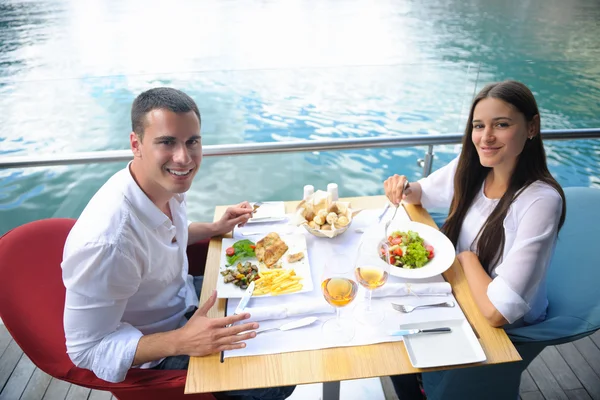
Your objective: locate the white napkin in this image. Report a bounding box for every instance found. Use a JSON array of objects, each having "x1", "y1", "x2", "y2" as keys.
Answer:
[
  {"x1": 371, "y1": 282, "x2": 452, "y2": 298},
  {"x1": 244, "y1": 300, "x2": 335, "y2": 322},
  {"x1": 233, "y1": 217, "x2": 299, "y2": 239}
]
